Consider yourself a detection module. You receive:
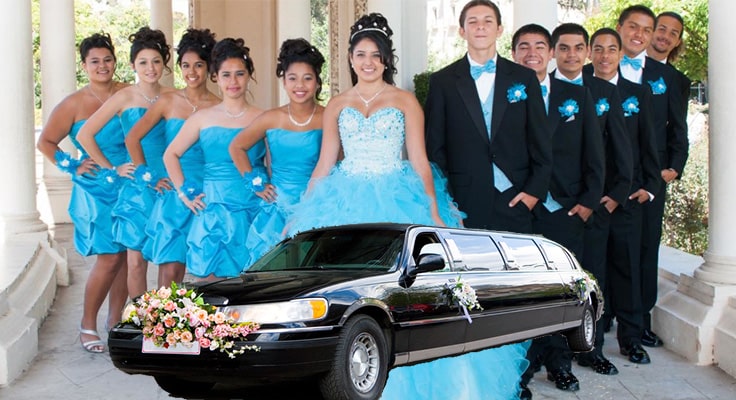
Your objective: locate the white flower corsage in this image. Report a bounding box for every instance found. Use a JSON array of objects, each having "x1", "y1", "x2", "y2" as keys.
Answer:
[
  {"x1": 133, "y1": 165, "x2": 156, "y2": 187},
  {"x1": 648, "y1": 77, "x2": 667, "y2": 95},
  {"x1": 558, "y1": 99, "x2": 579, "y2": 118},
  {"x1": 595, "y1": 98, "x2": 610, "y2": 117},
  {"x1": 243, "y1": 168, "x2": 269, "y2": 193},
  {"x1": 446, "y1": 276, "x2": 483, "y2": 323},
  {"x1": 178, "y1": 179, "x2": 203, "y2": 202},
  {"x1": 622, "y1": 96, "x2": 640, "y2": 117},
  {"x1": 507, "y1": 83, "x2": 528, "y2": 103},
  {"x1": 54, "y1": 150, "x2": 82, "y2": 175}
]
